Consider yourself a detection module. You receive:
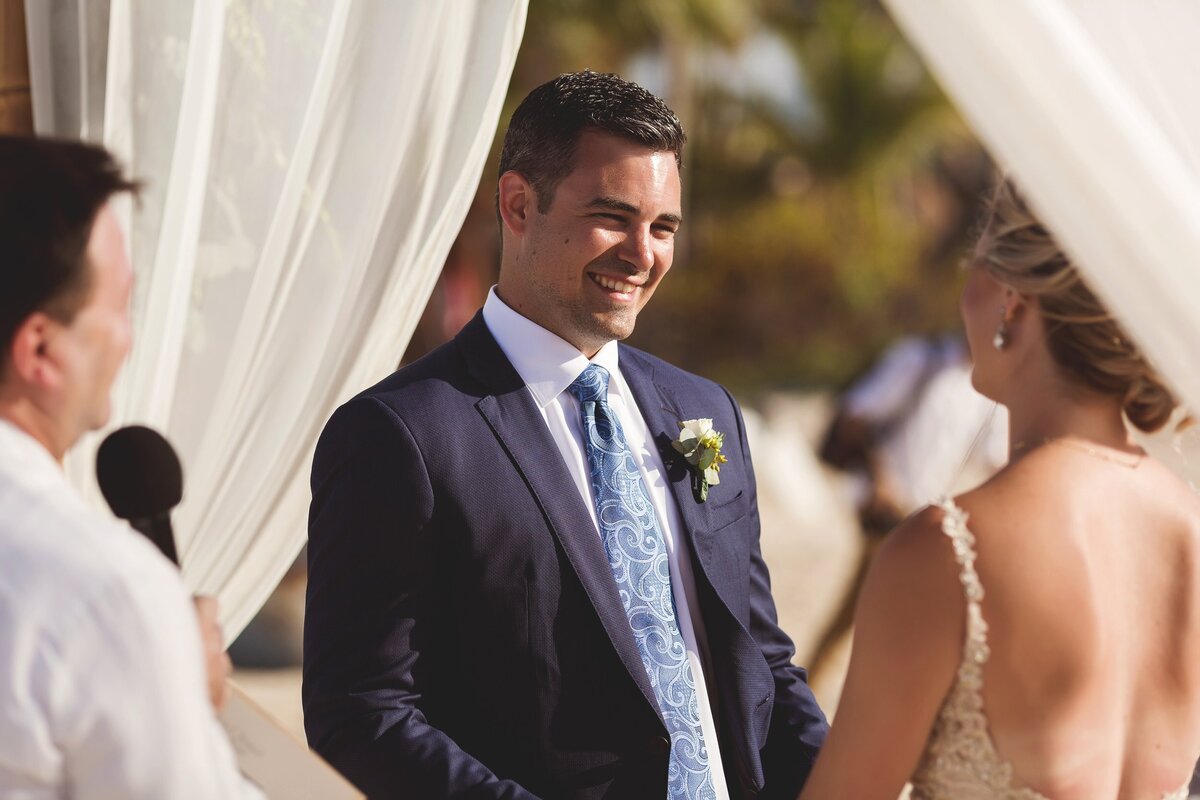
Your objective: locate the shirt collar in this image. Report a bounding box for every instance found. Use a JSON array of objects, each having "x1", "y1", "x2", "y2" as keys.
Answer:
[{"x1": 482, "y1": 286, "x2": 621, "y2": 408}]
